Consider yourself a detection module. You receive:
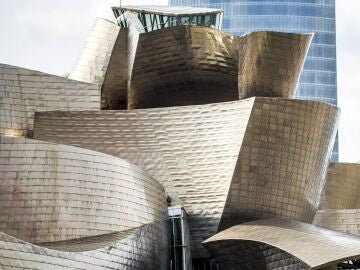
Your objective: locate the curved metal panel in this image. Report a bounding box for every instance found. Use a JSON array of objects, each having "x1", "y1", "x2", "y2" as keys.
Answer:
[
  {"x1": 128, "y1": 26, "x2": 240, "y2": 109},
  {"x1": 101, "y1": 28, "x2": 129, "y2": 109},
  {"x1": 219, "y1": 98, "x2": 339, "y2": 229},
  {"x1": 203, "y1": 219, "x2": 360, "y2": 270},
  {"x1": 238, "y1": 31, "x2": 313, "y2": 99},
  {"x1": 33, "y1": 99, "x2": 255, "y2": 257},
  {"x1": 0, "y1": 222, "x2": 168, "y2": 270},
  {"x1": 0, "y1": 64, "x2": 100, "y2": 137},
  {"x1": 33, "y1": 98, "x2": 338, "y2": 257},
  {"x1": 128, "y1": 27, "x2": 312, "y2": 109},
  {"x1": 320, "y1": 163, "x2": 360, "y2": 209},
  {"x1": 68, "y1": 18, "x2": 120, "y2": 85},
  {"x1": 0, "y1": 135, "x2": 167, "y2": 245}
]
